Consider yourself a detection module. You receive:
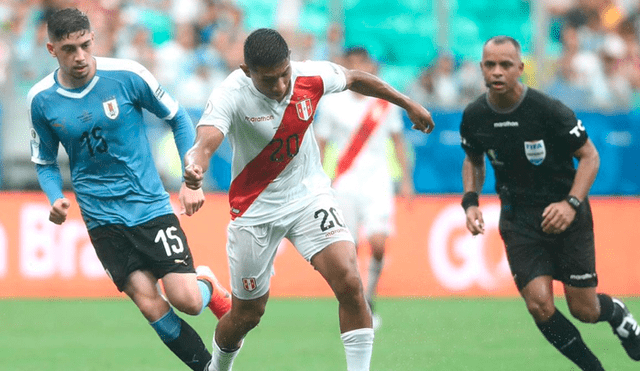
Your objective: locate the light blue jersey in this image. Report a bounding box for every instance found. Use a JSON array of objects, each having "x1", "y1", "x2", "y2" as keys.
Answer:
[{"x1": 28, "y1": 57, "x2": 195, "y2": 229}]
